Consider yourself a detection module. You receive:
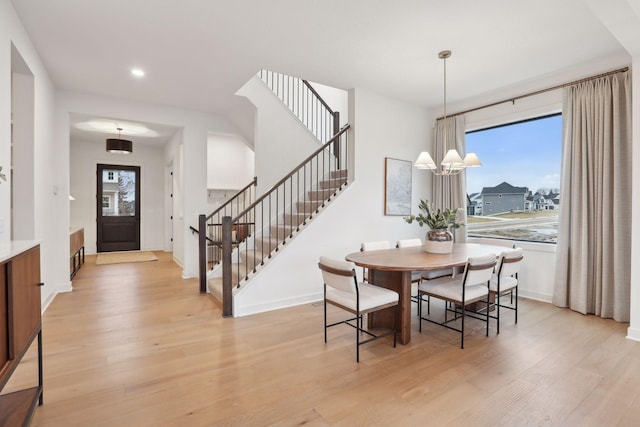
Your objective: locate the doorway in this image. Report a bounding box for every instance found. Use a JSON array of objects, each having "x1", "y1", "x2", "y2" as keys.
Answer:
[
  {"x1": 97, "y1": 164, "x2": 141, "y2": 252},
  {"x1": 10, "y1": 43, "x2": 35, "y2": 240}
]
